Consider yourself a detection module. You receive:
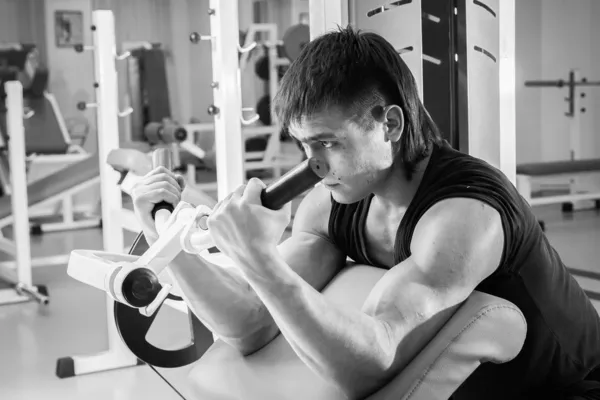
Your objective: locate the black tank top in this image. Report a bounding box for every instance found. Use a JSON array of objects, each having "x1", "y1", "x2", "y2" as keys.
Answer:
[{"x1": 328, "y1": 140, "x2": 600, "y2": 398}]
